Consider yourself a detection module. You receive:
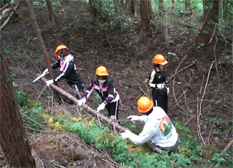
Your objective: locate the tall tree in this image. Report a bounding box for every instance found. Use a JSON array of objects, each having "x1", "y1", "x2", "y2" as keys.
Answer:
[
  {"x1": 0, "y1": 43, "x2": 36, "y2": 167},
  {"x1": 45, "y1": 0, "x2": 55, "y2": 22},
  {"x1": 25, "y1": 0, "x2": 55, "y2": 79},
  {"x1": 195, "y1": 0, "x2": 220, "y2": 50},
  {"x1": 126, "y1": 0, "x2": 138, "y2": 16},
  {"x1": 137, "y1": 0, "x2": 154, "y2": 42}
]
